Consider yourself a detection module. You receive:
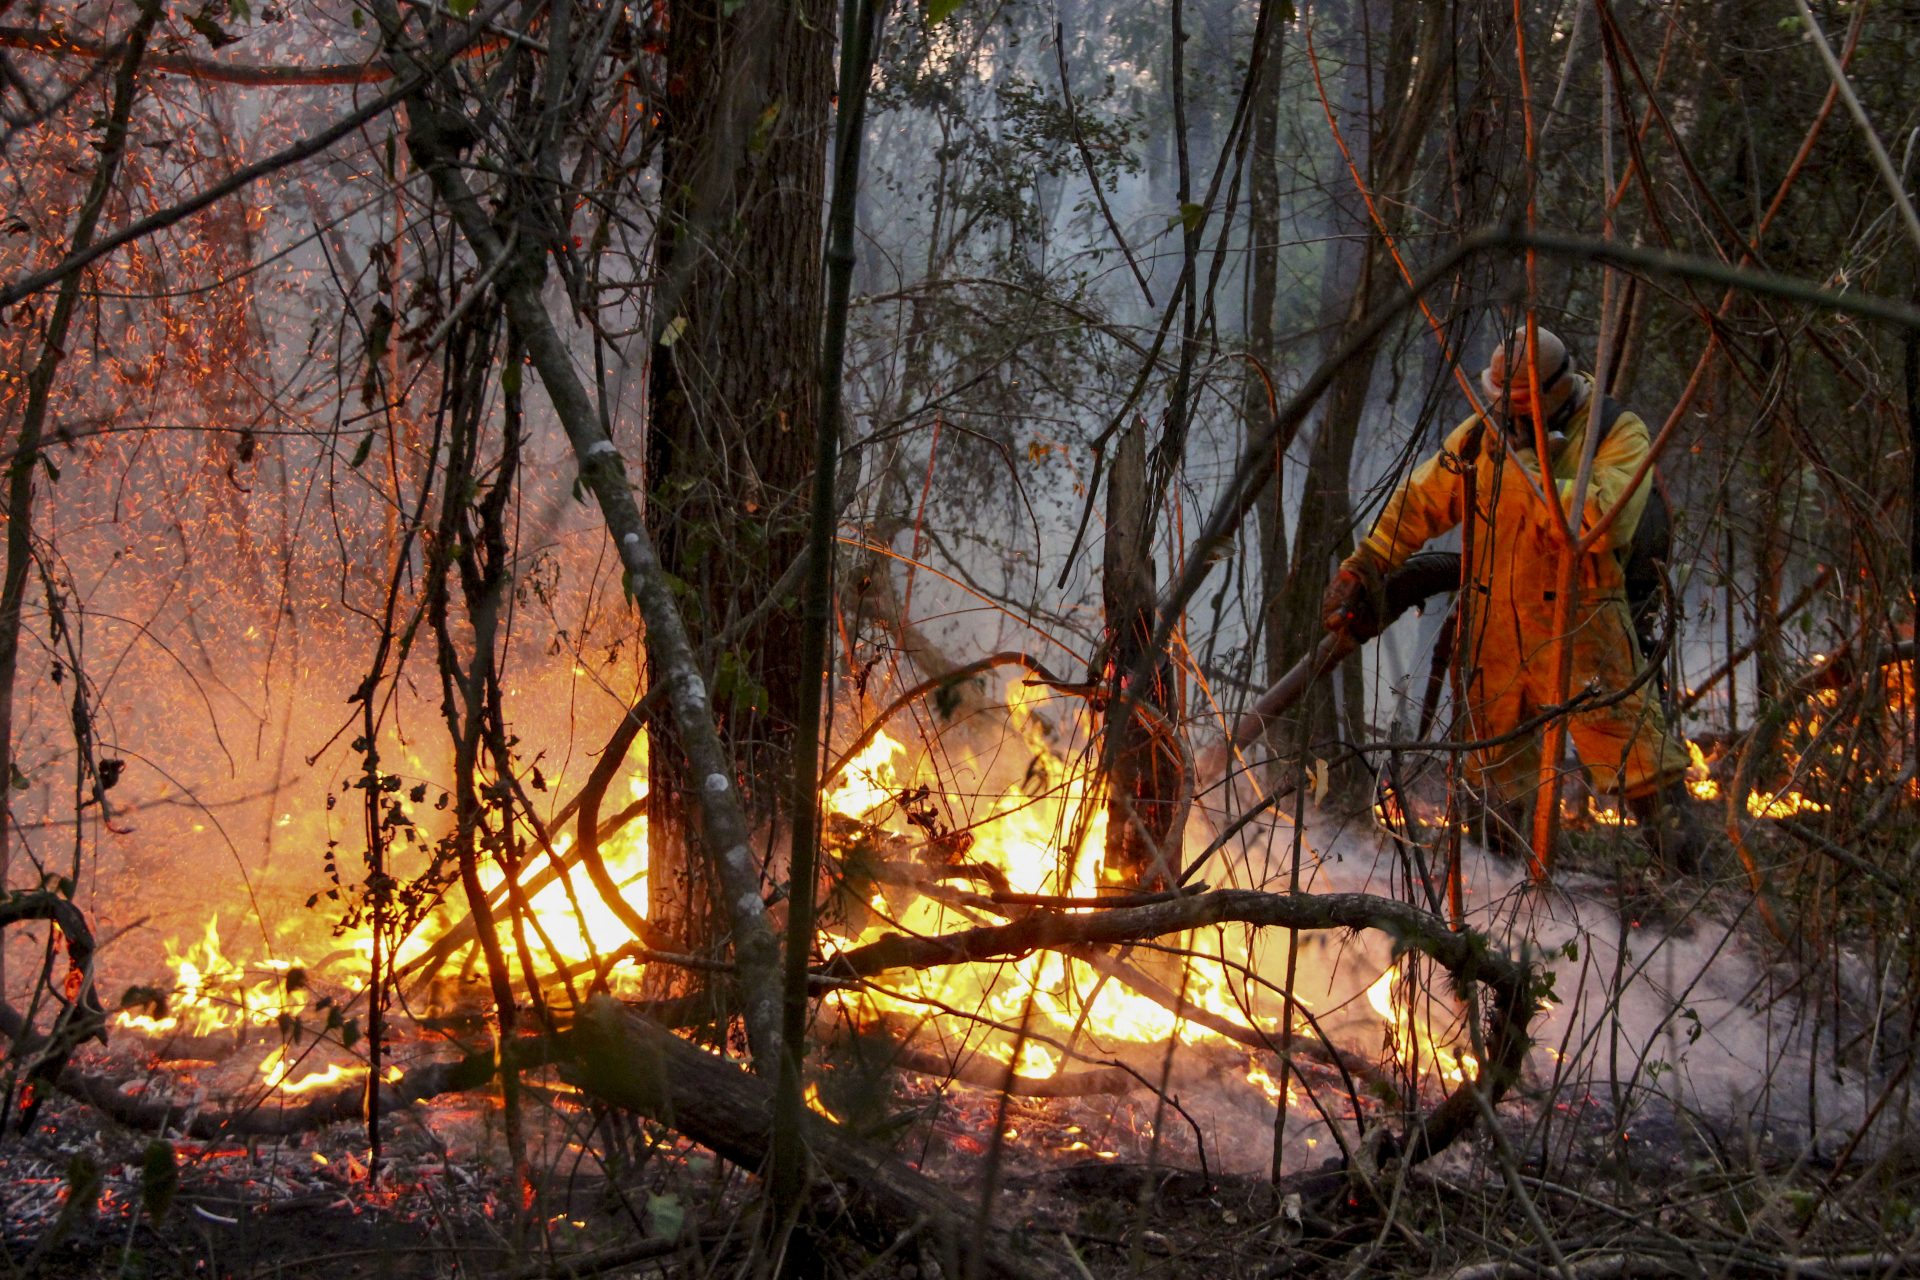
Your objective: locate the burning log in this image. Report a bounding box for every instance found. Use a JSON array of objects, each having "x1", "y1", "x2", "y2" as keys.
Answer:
[
  {"x1": 819, "y1": 887, "x2": 1535, "y2": 1167},
  {"x1": 38, "y1": 1043, "x2": 511, "y2": 1140},
  {"x1": 564, "y1": 996, "x2": 1057, "y2": 1279}
]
